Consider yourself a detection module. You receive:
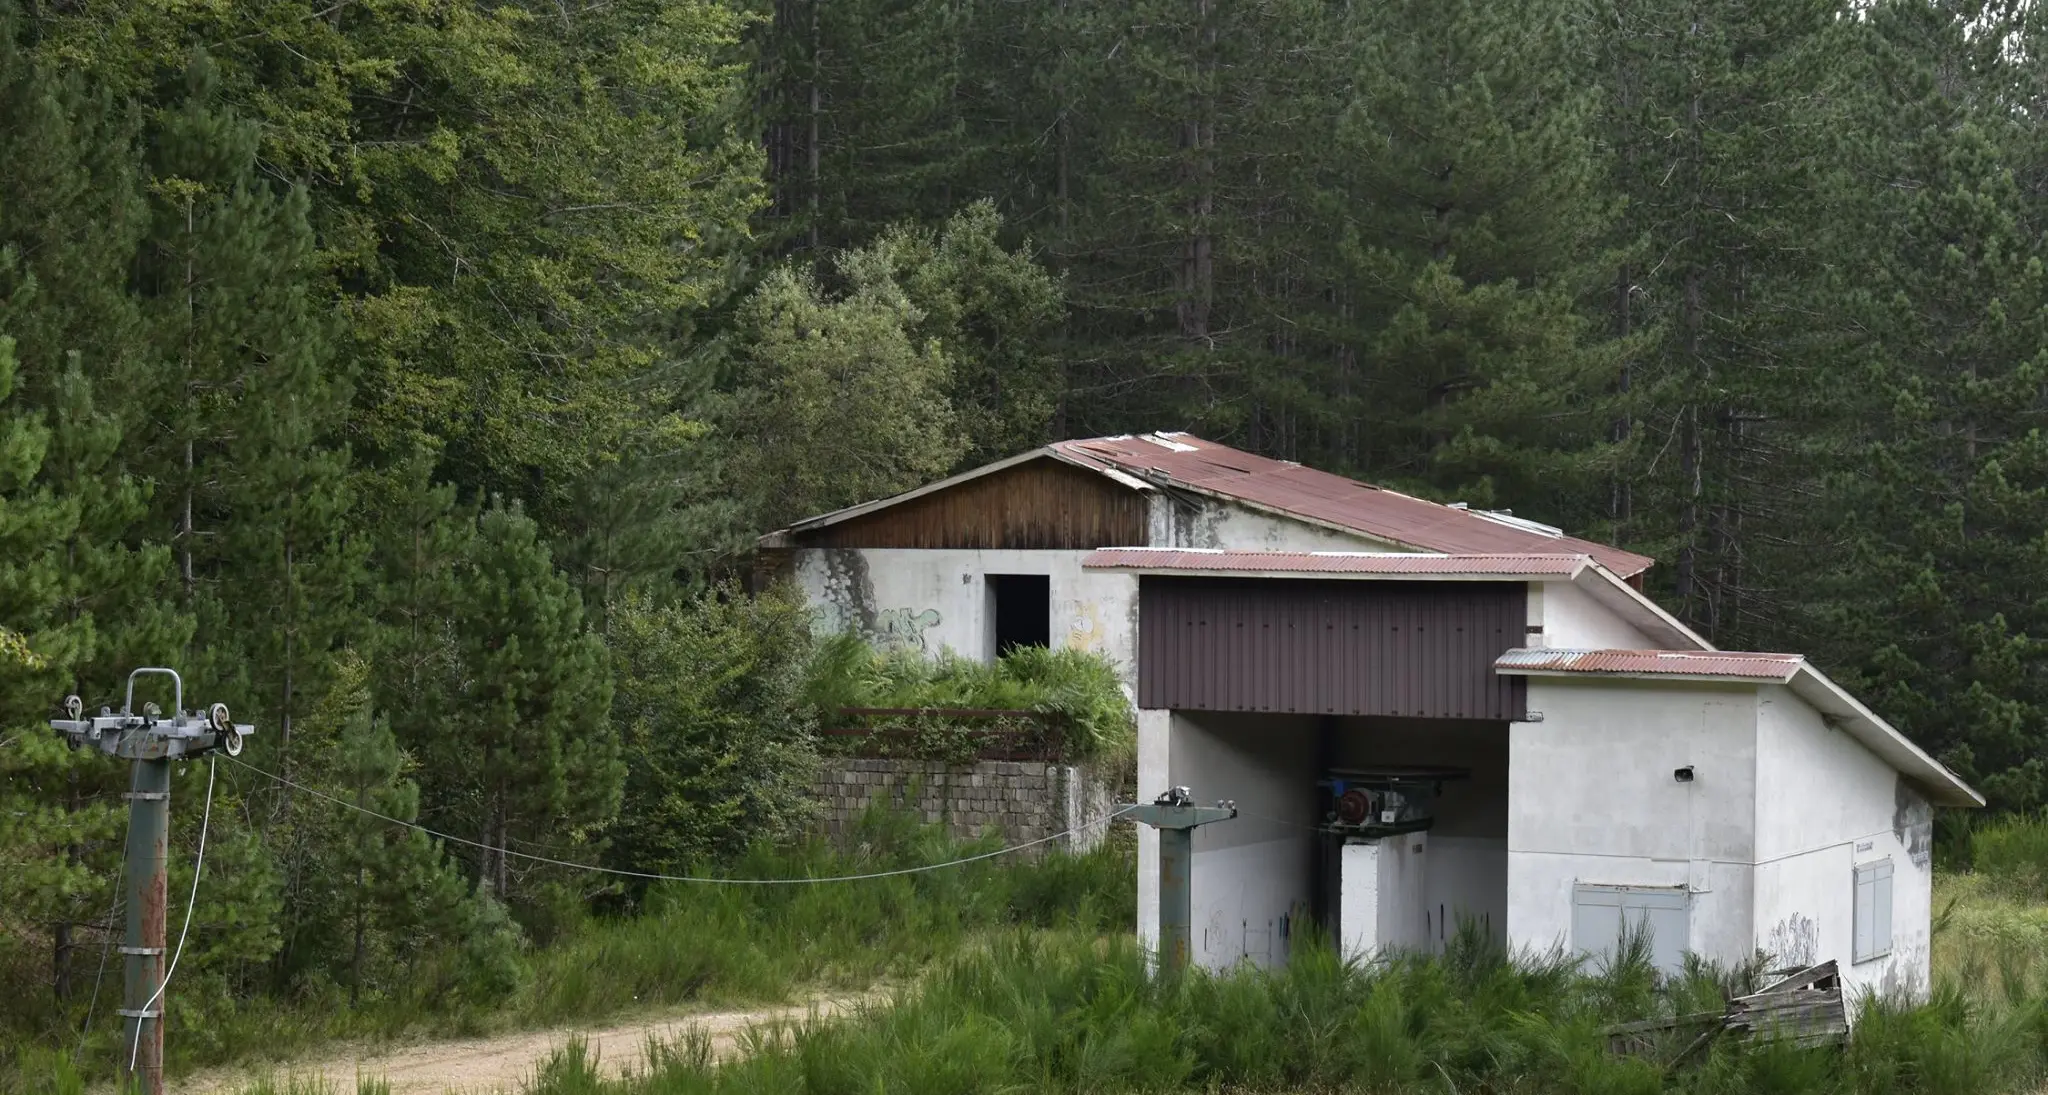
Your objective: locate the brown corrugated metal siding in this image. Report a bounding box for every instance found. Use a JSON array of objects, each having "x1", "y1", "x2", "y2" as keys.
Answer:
[
  {"x1": 1139, "y1": 578, "x2": 1528, "y2": 720},
  {"x1": 796, "y1": 456, "x2": 1148, "y2": 549}
]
